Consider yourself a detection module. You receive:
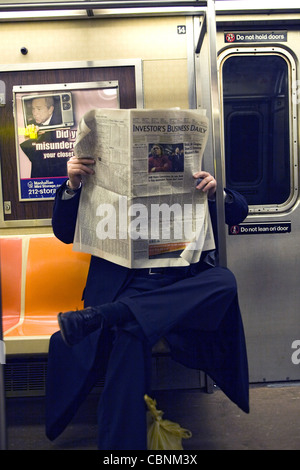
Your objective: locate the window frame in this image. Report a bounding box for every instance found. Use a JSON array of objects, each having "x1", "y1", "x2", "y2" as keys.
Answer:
[{"x1": 218, "y1": 46, "x2": 298, "y2": 215}]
